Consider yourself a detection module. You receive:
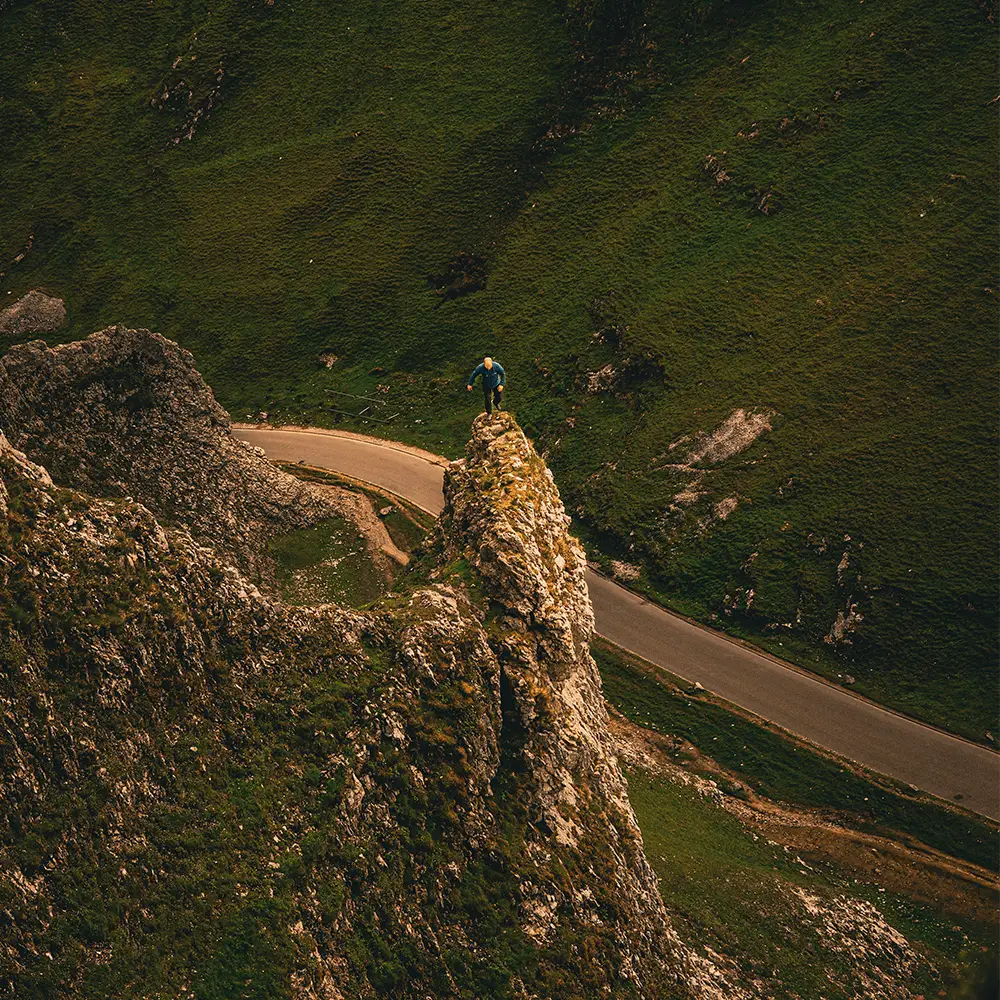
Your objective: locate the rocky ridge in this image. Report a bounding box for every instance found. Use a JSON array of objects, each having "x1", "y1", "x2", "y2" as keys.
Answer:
[
  {"x1": 440, "y1": 413, "x2": 756, "y2": 998},
  {"x1": 442, "y1": 416, "x2": 662, "y2": 941},
  {"x1": 0, "y1": 328, "x2": 398, "y2": 579},
  {"x1": 0, "y1": 331, "x2": 714, "y2": 997}
]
